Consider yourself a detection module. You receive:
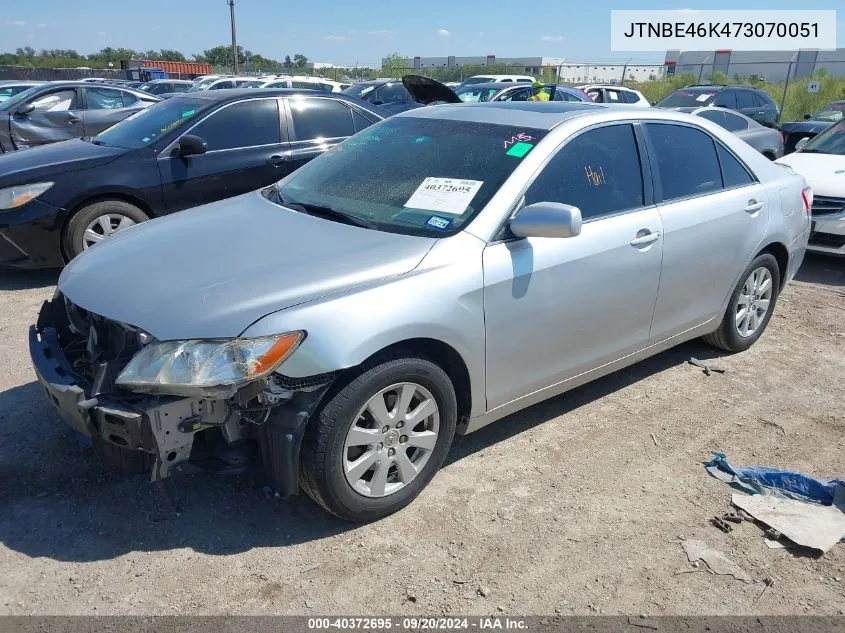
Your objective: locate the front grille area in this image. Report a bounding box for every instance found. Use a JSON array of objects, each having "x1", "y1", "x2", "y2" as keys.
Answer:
[
  {"x1": 809, "y1": 232, "x2": 845, "y2": 249},
  {"x1": 812, "y1": 196, "x2": 845, "y2": 218},
  {"x1": 54, "y1": 294, "x2": 146, "y2": 392}
]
